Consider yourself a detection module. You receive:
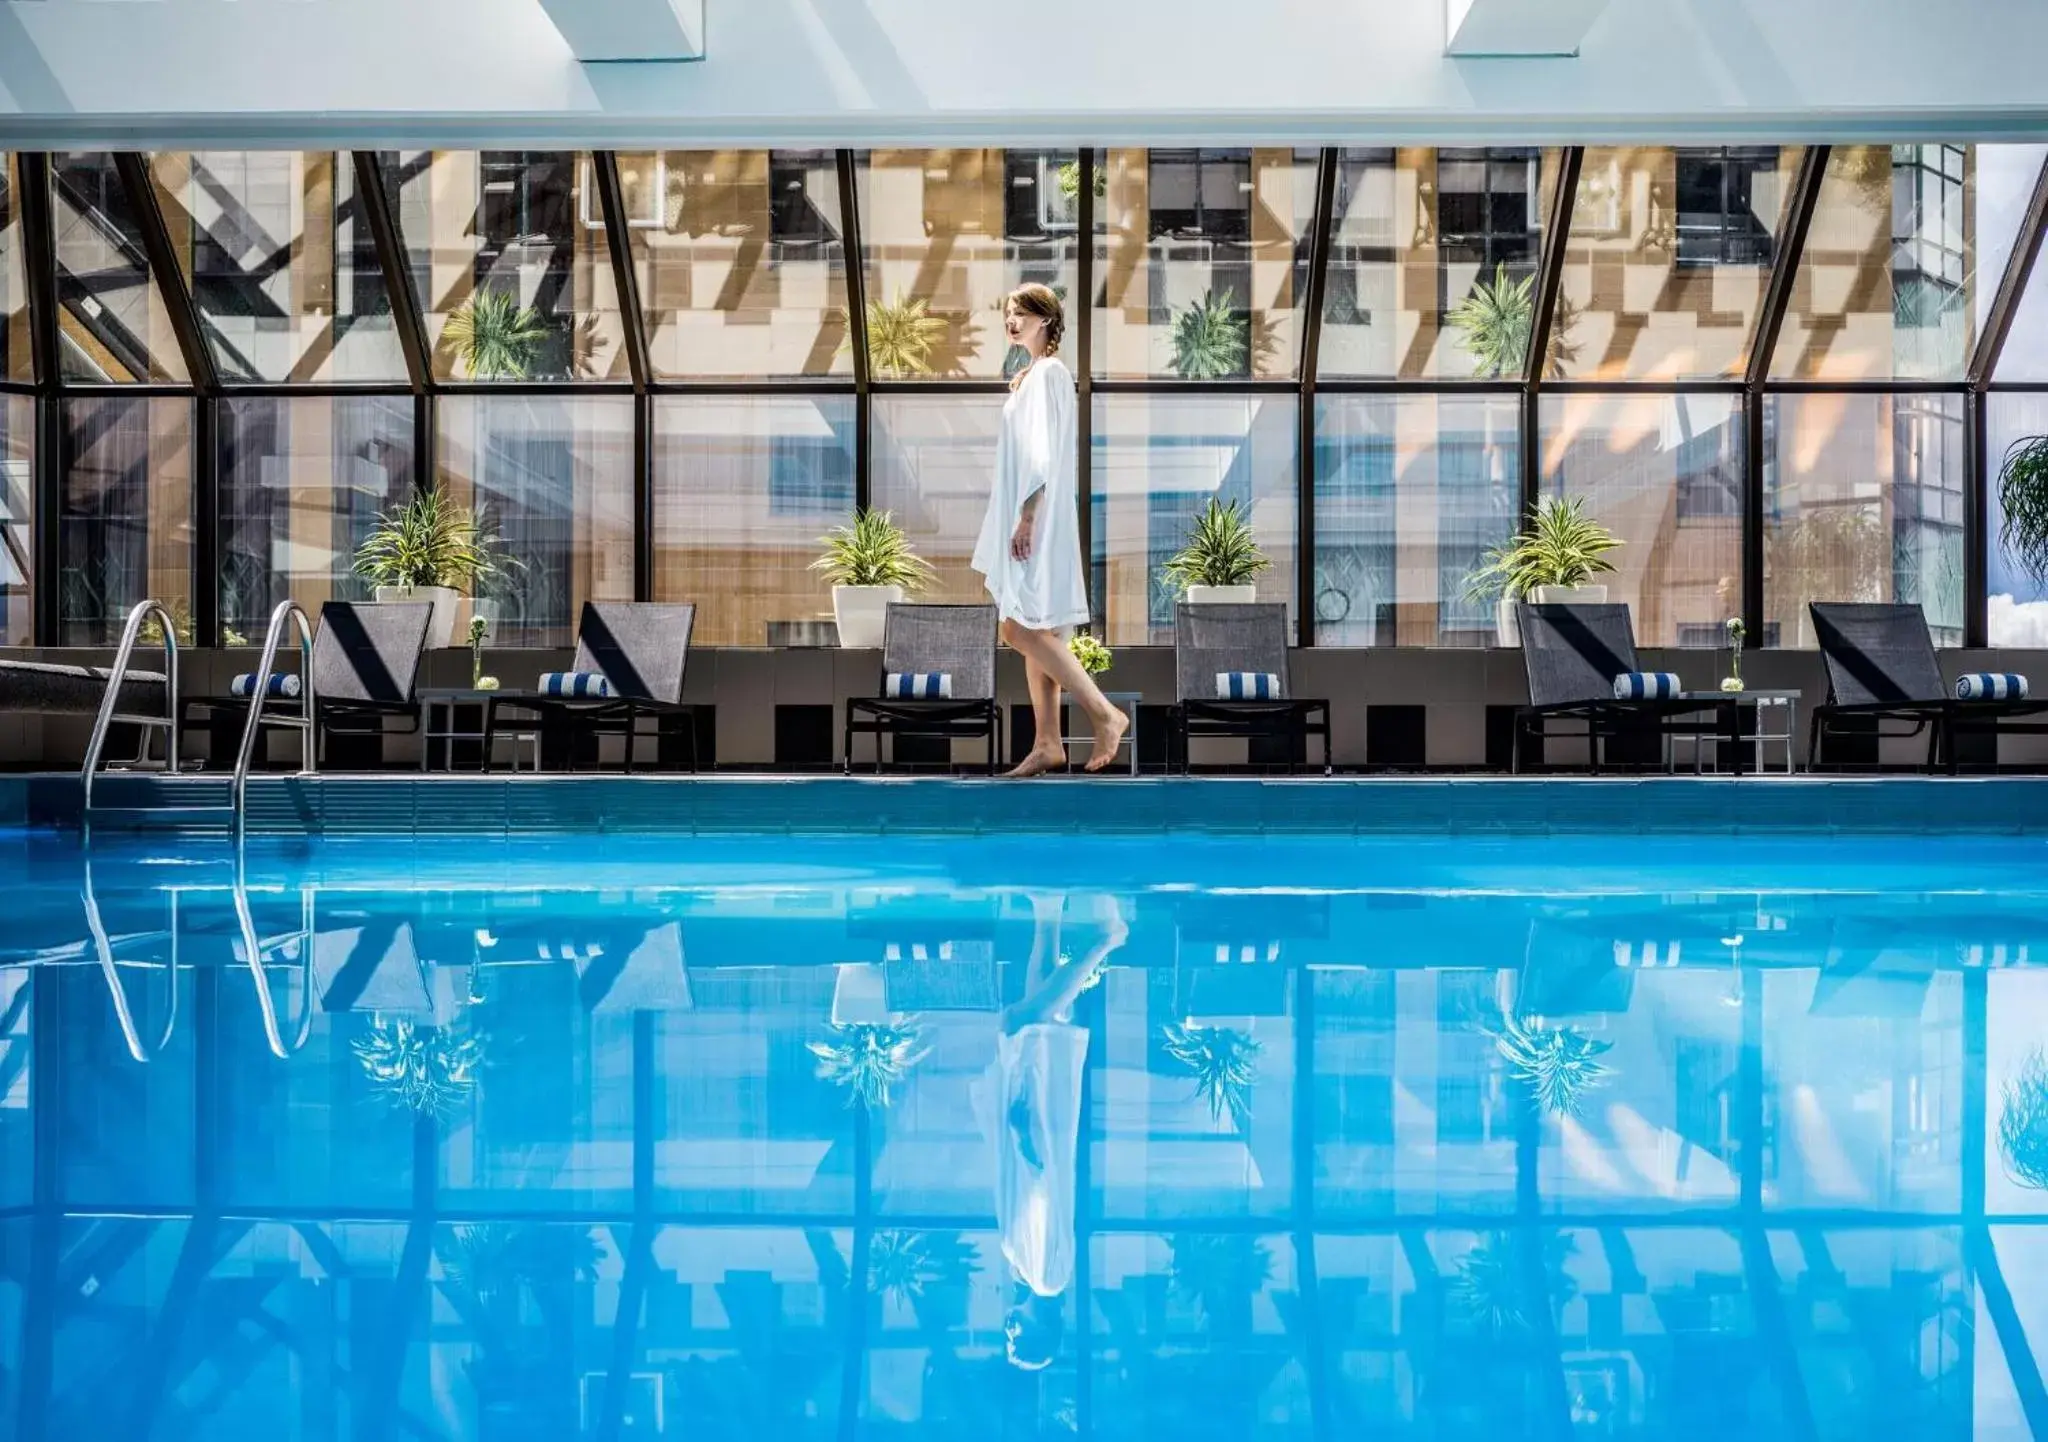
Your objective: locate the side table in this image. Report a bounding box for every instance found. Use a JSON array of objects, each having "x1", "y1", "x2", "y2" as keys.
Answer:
[
  {"x1": 1061, "y1": 690, "x2": 1141, "y2": 776},
  {"x1": 419, "y1": 688, "x2": 542, "y2": 772},
  {"x1": 1670, "y1": 689, "x2": 1800, "y2": 775}
]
